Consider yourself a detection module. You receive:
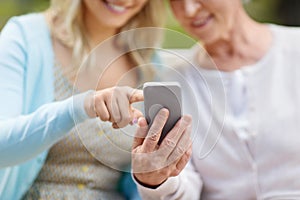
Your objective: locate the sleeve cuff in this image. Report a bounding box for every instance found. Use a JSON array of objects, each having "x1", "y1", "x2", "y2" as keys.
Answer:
[
  {"x1": 133, "y1": 175, "x2": 180, "y2": 196},
  {"x1": 71, "y1": 90, "x2": 95, "y2": 123}
]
